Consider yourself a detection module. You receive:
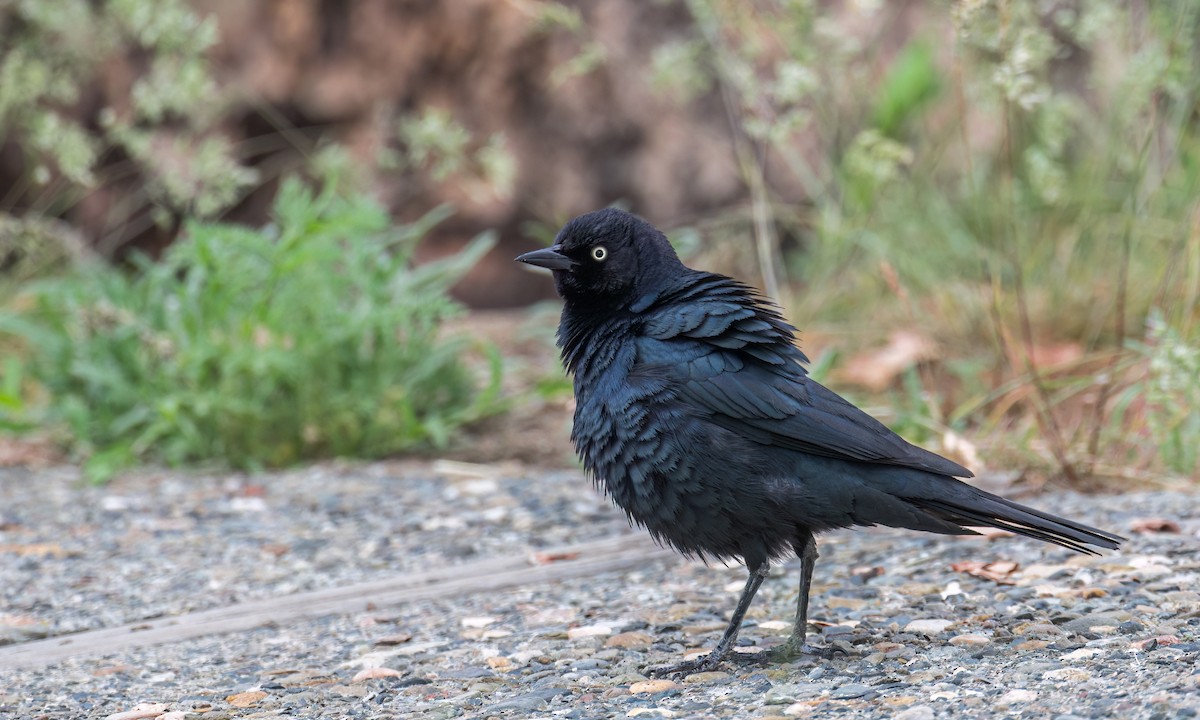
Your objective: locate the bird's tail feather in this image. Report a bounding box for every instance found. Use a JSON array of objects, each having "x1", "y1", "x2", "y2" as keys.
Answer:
[{"x1": 900, "y1": 482, "x2": 1123, "y2": 555}]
